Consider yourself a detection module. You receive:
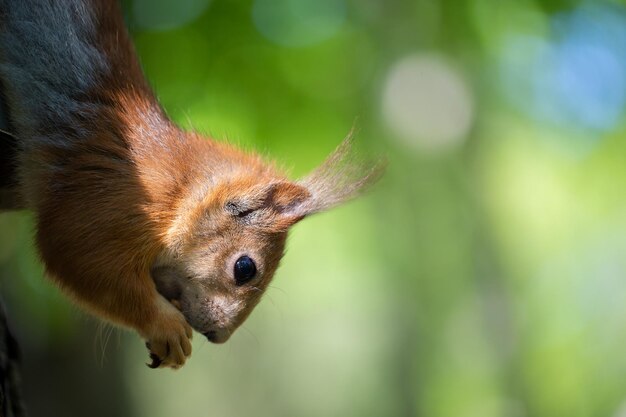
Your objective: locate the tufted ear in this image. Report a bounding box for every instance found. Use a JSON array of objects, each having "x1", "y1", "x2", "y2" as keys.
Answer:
[
  {"x1": 295, "y1": 132, "x2": 385, "y2": 216},
  {"x1": 225, "y1": 132, "x2": 384, "y2": 231},
  {"x1": 224, "y1": 182, "x2": 311, "y2": 231},
  {"x1": 224, "y1": 182, "x2": 308, "y2": 215}
]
